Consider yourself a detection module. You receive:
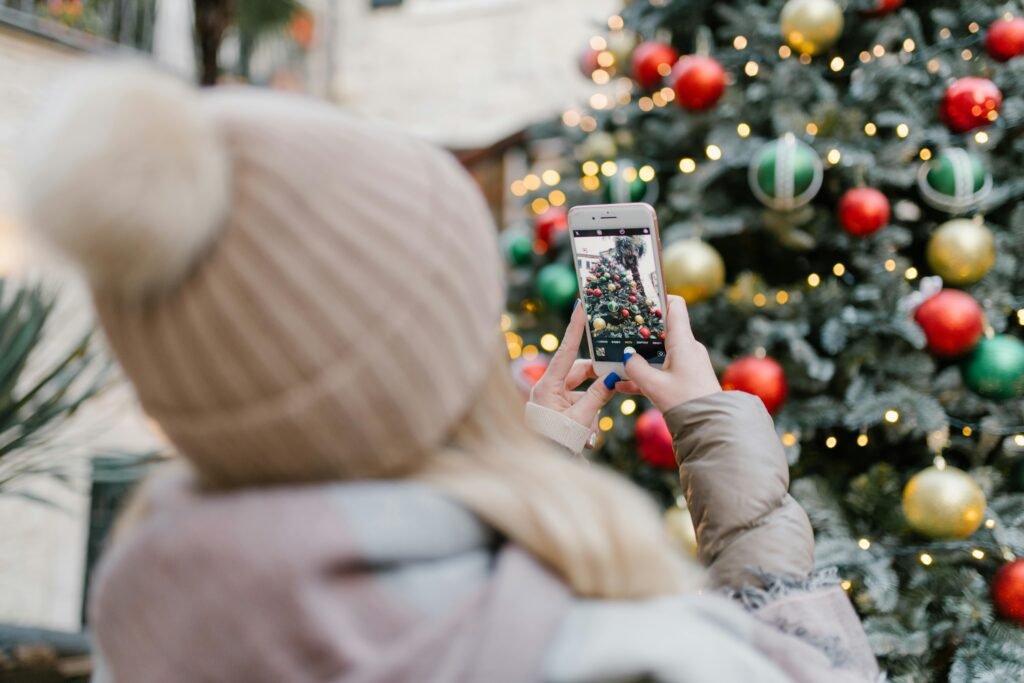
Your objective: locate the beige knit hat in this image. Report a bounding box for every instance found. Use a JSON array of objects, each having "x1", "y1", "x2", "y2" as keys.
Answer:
[{"x1": 17, "y1": 62, "x2": 505, "y2": 487}]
